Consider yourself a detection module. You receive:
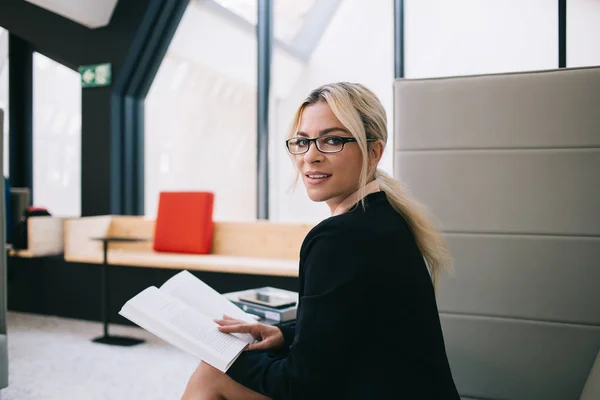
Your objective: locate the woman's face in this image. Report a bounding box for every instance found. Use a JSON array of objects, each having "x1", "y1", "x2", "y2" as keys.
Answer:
[{"x1": 294, "y1": 101, "x2": 365, "y2": 213}]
